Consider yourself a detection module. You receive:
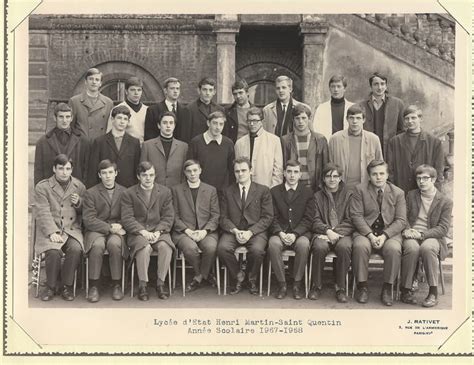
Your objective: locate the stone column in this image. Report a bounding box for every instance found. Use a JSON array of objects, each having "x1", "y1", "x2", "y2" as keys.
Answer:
[
  {"x1": 213, "y1": 16, "x2": 240, "y2": 104},
  {"x1": 299, "y1": 17, "x2": 329, "y2": 113}
]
